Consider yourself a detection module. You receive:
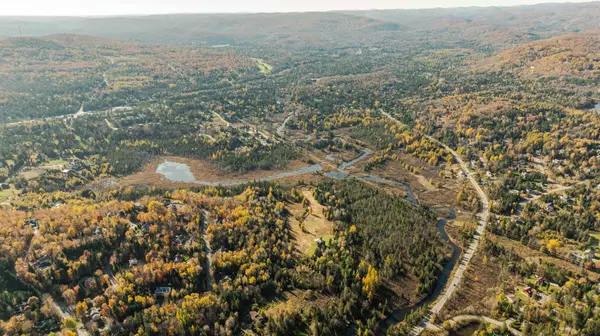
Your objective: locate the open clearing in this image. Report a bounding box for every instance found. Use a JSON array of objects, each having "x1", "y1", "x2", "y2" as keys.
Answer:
[
  {"x1": 264, "y1": 290, "x2": 336, "y2": 319},
  {"x1": 121, "y1": 156, "x2": 318, "y2": 187},
  {"x1": 18, "y1": 164, "x2": 64, "y2": 181},
  {"x1": 491, "y1": 233, "x2": 600, "y2": 282},
  {"x1": 252, "y1": 58, "x2": 273, "y2": 74},
  {"x1": 290, "y1": 189, "x2": 335, "y2": 255},
  {"x1": 439, "y1": 241, "x2": 505, "y2": 320},
  {"x1": 0, "y1": 187, "x2": 20, "y2": 201}
]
